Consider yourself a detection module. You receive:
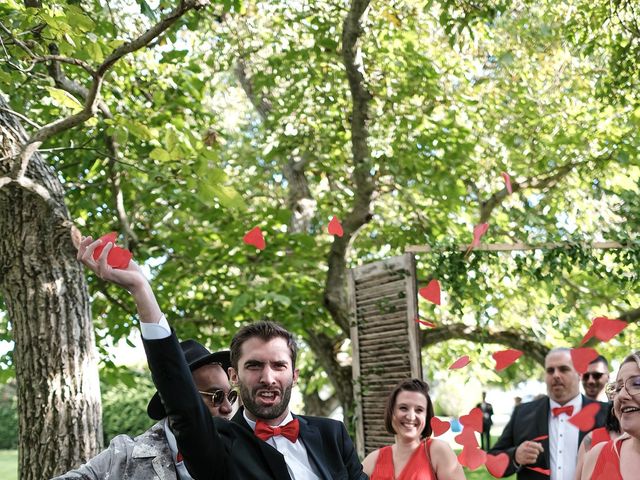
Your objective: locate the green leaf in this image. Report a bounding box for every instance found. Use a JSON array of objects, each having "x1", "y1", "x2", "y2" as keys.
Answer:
[
  {"x1": 66, "y1": 6, "x2": 96, "y2": 32},
  {"x1": 149, "y1": 148, "x2": 171, "y2": 162},
  {"x1": 122, "y1": 119, "x2": 154, "y2": 141},
  {"x1": 210, "y1": 184, "x2": 247, "y2": 211},
  {"x1": 45, "y1": 87, "x2": 83, "y2": 112}
]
